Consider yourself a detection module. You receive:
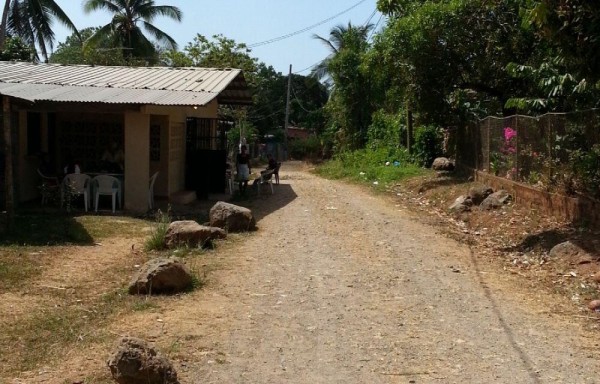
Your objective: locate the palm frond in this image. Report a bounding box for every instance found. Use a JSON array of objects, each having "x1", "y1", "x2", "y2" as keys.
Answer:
[{"x1": 141, "y1": 20, "x2": 177, "y2": 49}]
